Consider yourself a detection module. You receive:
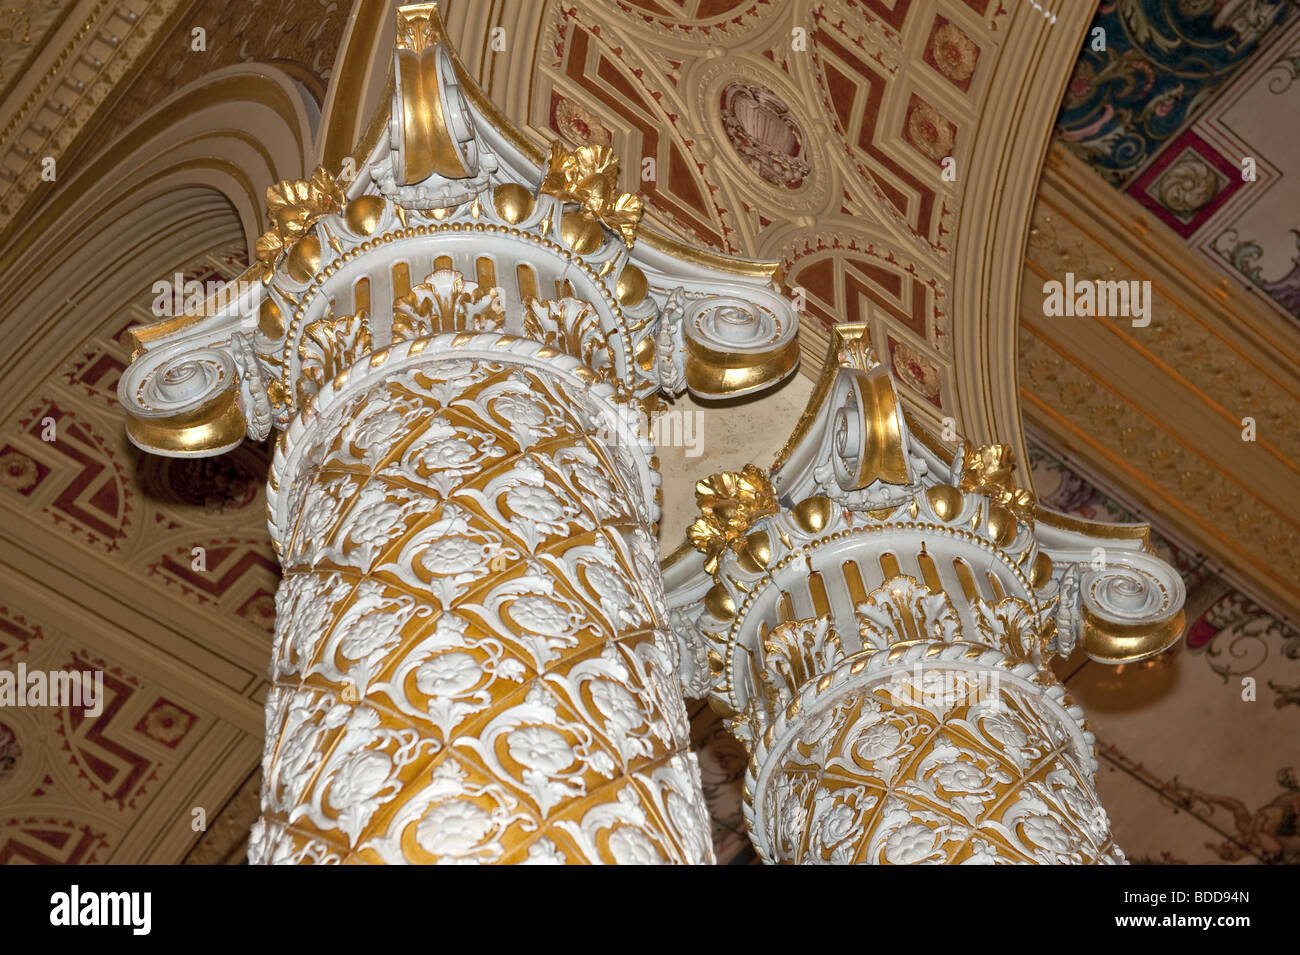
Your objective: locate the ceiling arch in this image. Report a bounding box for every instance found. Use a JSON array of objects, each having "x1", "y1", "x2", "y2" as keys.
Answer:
[{"x1": 360, "y1": 0, "x2": 1099, "y2": 482}]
